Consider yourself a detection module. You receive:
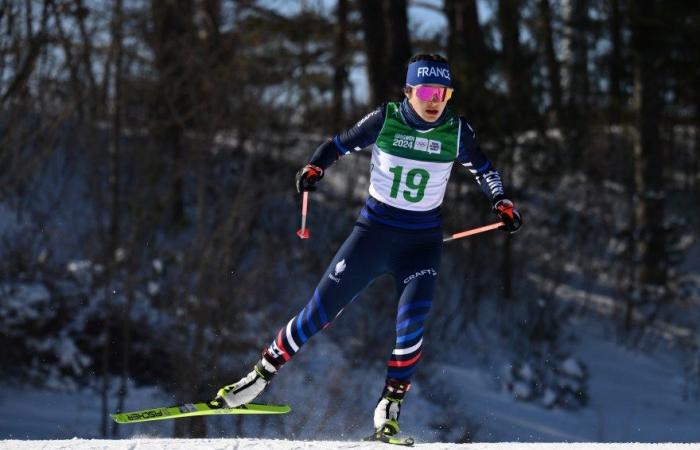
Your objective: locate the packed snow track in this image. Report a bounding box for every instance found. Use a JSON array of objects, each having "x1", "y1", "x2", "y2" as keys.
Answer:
[{"x1": 0, "y1": 440, "x2": 696, "y2": 449}]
